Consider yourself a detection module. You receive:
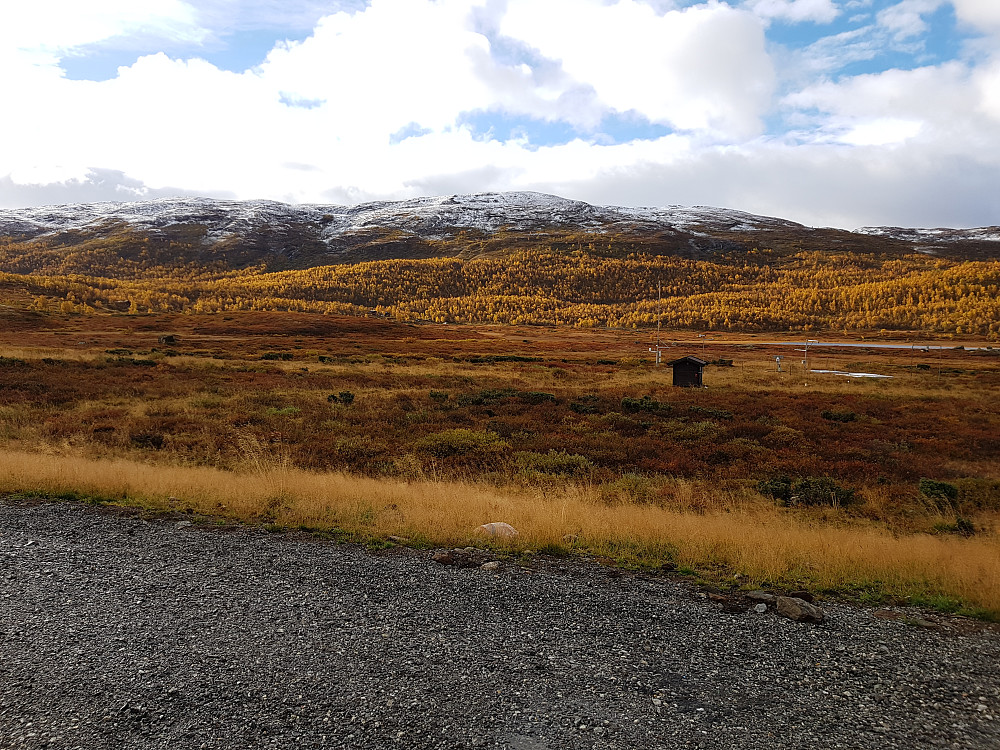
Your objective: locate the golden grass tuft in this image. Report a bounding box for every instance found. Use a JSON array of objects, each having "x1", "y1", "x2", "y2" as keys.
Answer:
[{"x1": 1, "y1": 448, "x2": 998, "y2": 617}]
